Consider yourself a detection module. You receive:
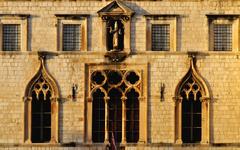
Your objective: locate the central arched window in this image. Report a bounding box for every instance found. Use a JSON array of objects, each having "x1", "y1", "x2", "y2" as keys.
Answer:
[{"x1": 89, "y1": 69, "x2": 145, "y2": 144}]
